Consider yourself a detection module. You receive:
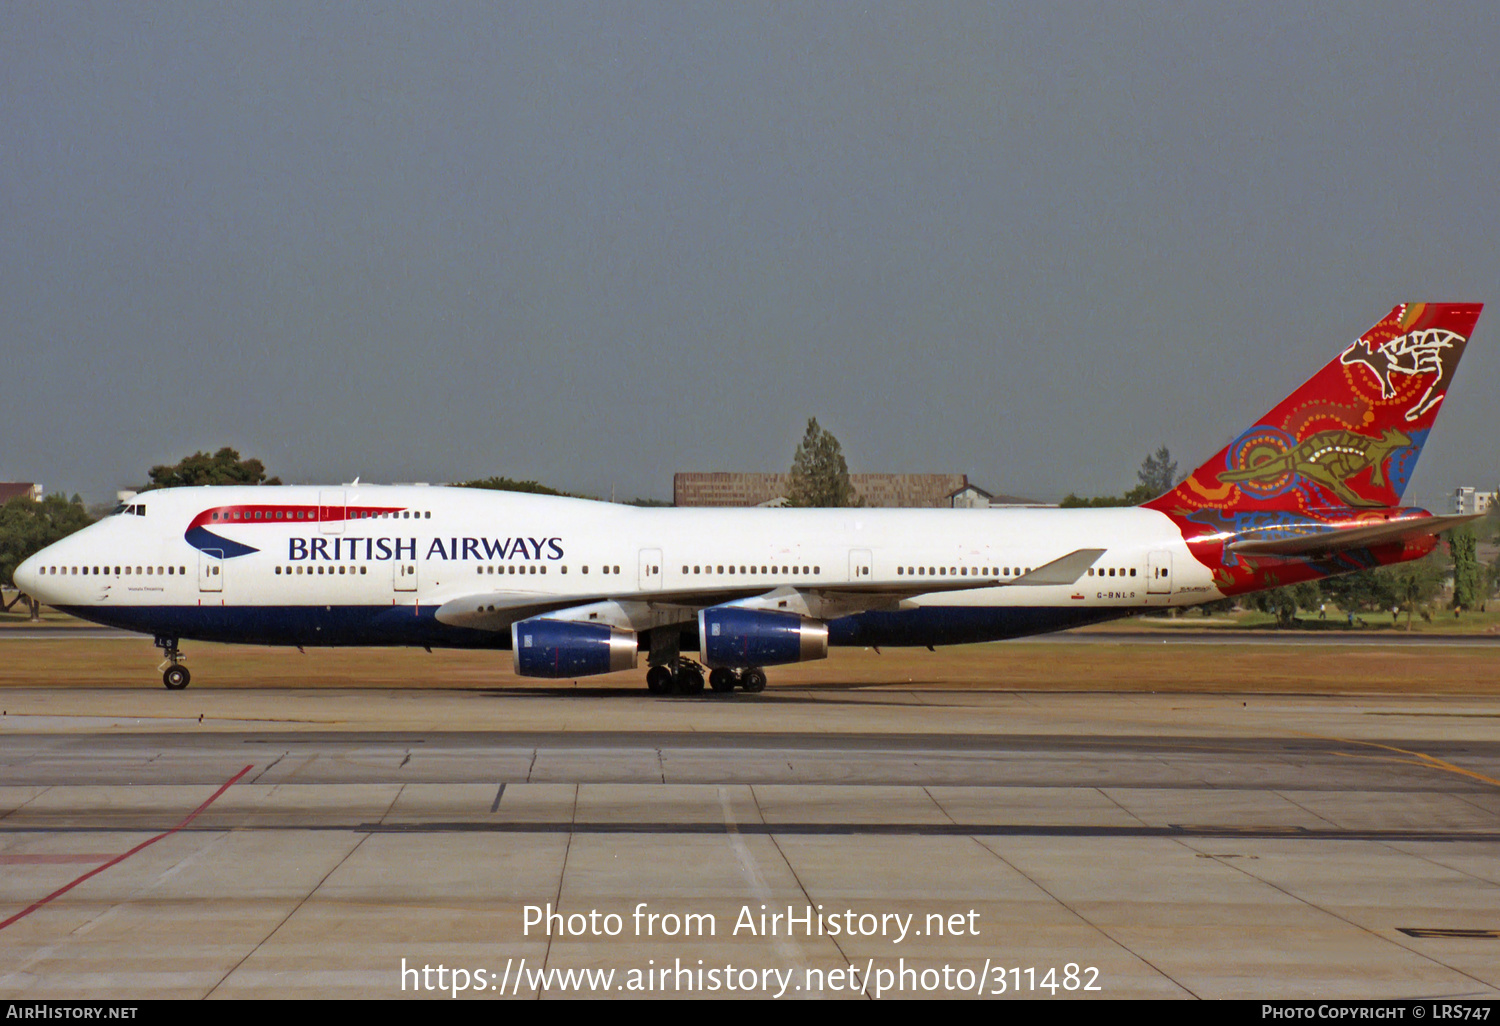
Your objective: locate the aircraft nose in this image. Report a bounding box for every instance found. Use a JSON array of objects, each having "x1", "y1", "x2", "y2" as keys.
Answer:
[{"x1": 14, "y1": 554, "x2": 40, "y2": 597}]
